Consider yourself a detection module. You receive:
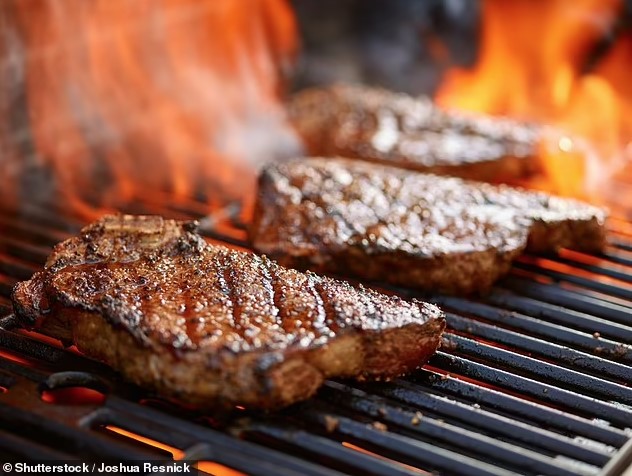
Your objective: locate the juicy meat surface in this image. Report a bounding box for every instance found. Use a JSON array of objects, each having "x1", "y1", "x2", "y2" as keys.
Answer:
[
  {"x1": 250, "y1": 158, "x2": 607, "y2": 295},
  {"x1": 11, "y1": 215, "x2": 445, "y2": 409},
  {"x1": 288, "y1": 84, "x2": 542, "y2": 182}
]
